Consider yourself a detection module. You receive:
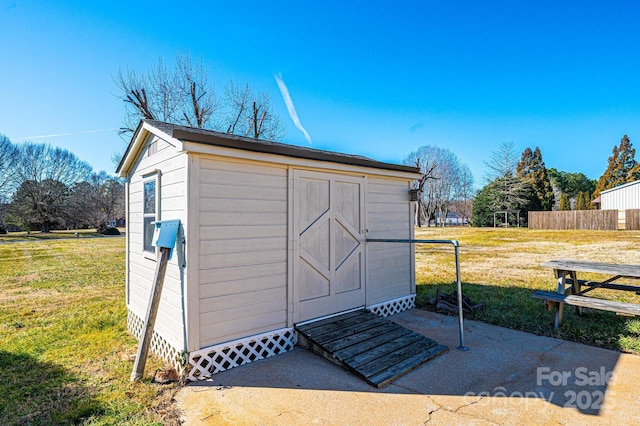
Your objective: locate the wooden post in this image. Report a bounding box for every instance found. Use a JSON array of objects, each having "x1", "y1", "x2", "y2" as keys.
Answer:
[
  {"x1": 554, "y1": 270, "x2": 566, "y2": 329},
  {"x1": 131, "y1": 246, "x2": 171, "y2": 381}
]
